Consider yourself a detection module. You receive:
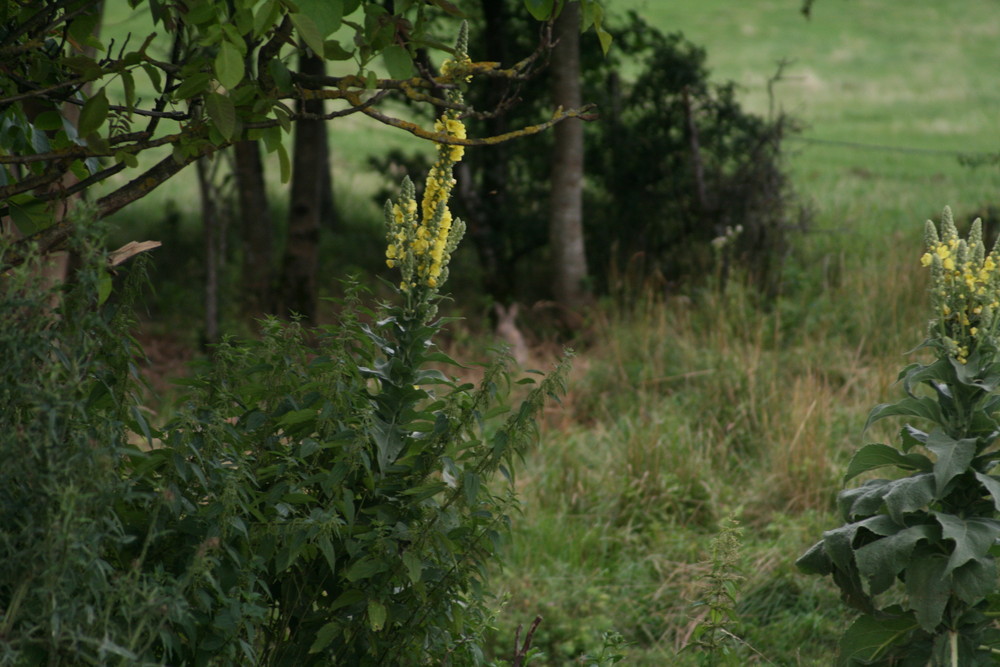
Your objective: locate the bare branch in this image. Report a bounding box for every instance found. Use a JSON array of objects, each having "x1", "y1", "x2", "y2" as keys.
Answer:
[{"x1": 347, "y1": 90, "x2": 598, "y2": 146}]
